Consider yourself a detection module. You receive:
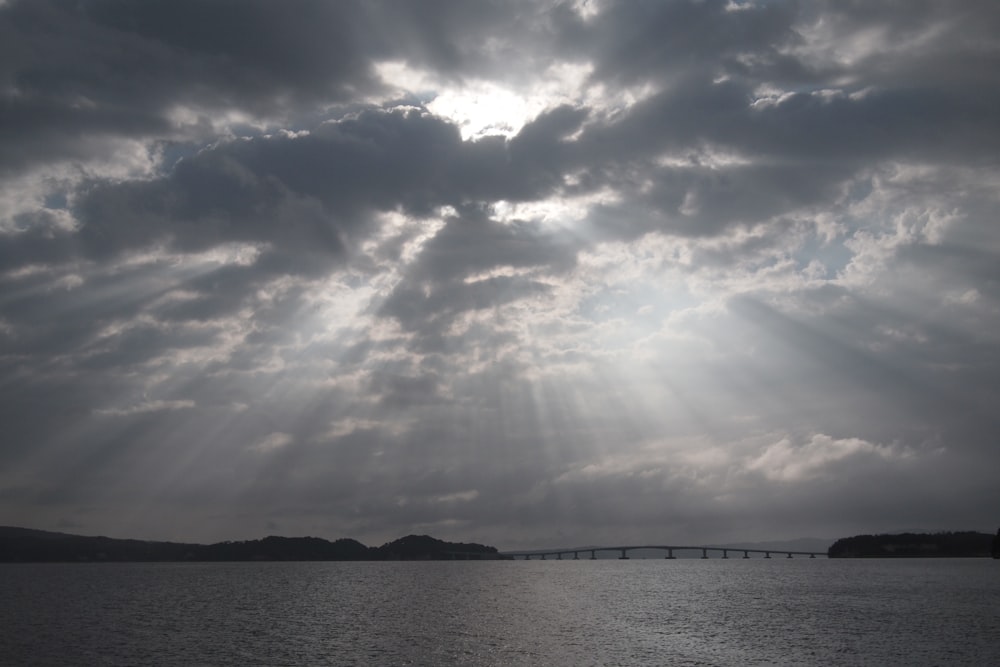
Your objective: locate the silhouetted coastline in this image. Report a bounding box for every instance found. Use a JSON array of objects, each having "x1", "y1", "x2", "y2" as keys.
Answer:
[
  {"x1": 828, "y1": 531, "x2": 995, "y2": 558},
  {"x1": 8, "y1": 526, "x2": 996, "y2": 562},
  {"x1": 0, "y1": 526, "x2": 504, "y2": 562}
]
